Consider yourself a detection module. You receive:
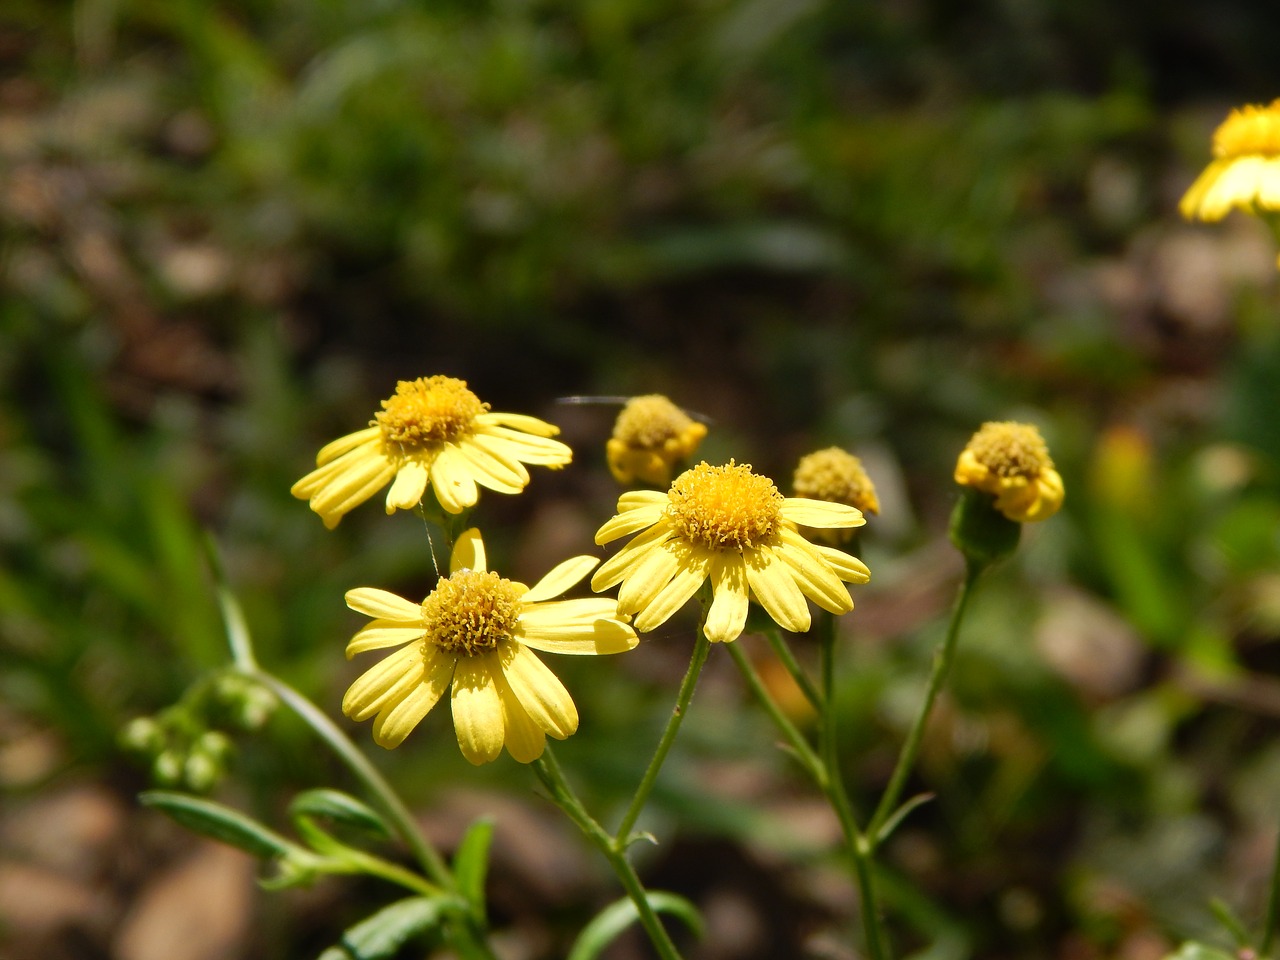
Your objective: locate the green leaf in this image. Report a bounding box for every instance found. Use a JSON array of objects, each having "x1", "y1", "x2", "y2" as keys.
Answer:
[
  {"x1": 289, "y1": 789, "x2": 392, "y2": 841},
  {"x1": 317, "y1": 897, "x2": 448, "y2": 960},
  {"x1": 1161, "y1": 942, "x2": 1238, "y2": 960},
  {"x1": 567, "y1": 891, "x2": 703, "y2": 960},
  {"x1": 451, "y1": 818, "x2": 494, "y2": 918},
  {"x1": 141, "y1": 791, "x2": 297, "y2": 860}
]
